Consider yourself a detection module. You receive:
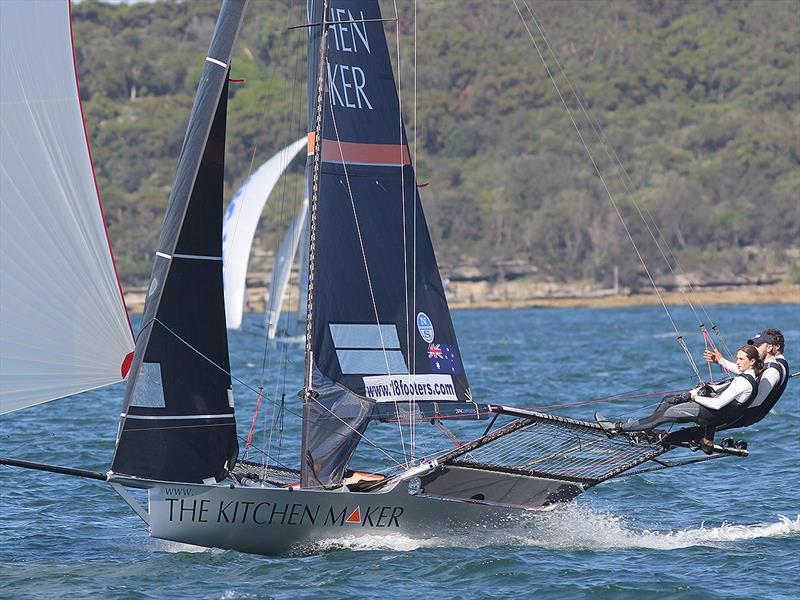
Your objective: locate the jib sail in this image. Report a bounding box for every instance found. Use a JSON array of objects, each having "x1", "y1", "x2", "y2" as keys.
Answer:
[
  {"x1": 301, "y1": 0, "x2": 472, "y2": 488},
  {"x1": 111, "y1": 0, "x2": 246, "y2": 484}
]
